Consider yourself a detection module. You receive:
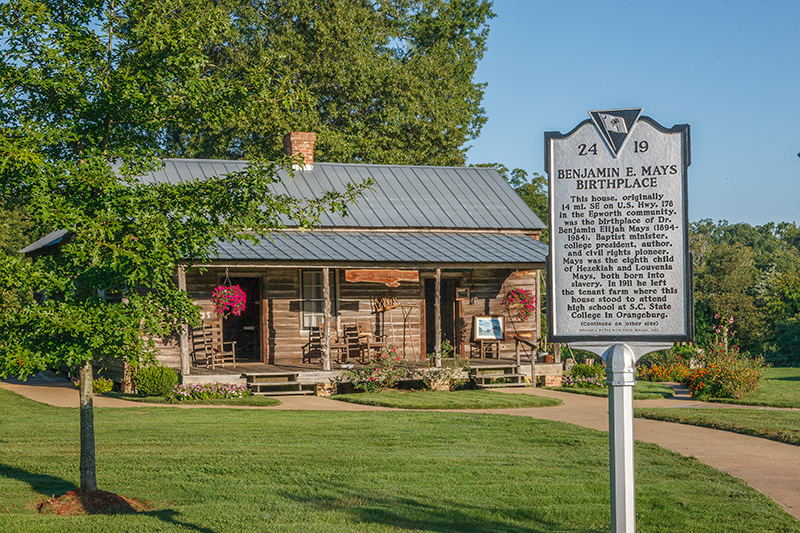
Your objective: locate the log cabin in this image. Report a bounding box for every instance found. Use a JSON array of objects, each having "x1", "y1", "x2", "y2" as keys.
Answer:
[{"x1": 22, "y1": 132, "x2": 549, "y2": 387}]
